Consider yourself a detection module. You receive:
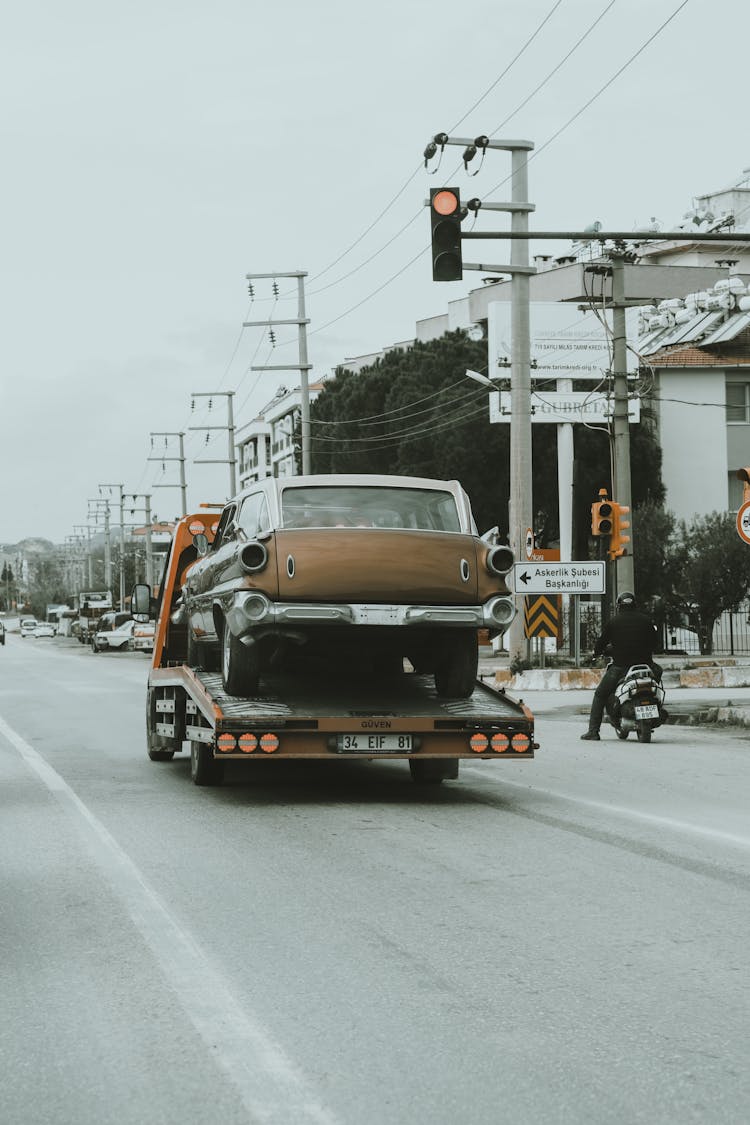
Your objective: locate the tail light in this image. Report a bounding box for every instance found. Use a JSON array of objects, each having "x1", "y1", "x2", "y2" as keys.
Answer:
[
  {"x1": 259, "y1": 733, "x2": 280, "y2": 754},
  {"x1": 217, "y1": 733, "x2": 236, "y2": 753},
  {"x1": 491, "y1": 732, "x2": 510, "y2": 753},
  {"x1": 511, "y1": 732, "x2": 531, "y2": 753},
  {"x1": 469, "y1": 733, "x2": 489, "y2": 753},
  {"x1": 486, "y1": 545, "x2": 514, "y2": 576},
  {"x1": 238, "y1": 733, "x2": 257, "y2": 753},
  {"x1": 240, "y1": 541, "x2": 268, "y2": 574}
]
